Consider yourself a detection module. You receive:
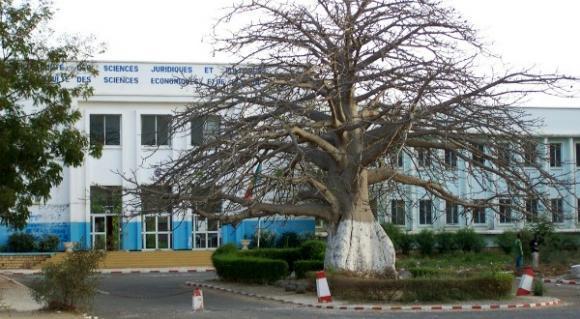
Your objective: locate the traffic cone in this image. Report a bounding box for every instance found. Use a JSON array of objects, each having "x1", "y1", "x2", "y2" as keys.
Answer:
[
  {"x1": 517, "y1": 266, "x2": 534, "y2": 296},
  {"x1": 315, "y1": 271, "x2": 332, "y2": 303},
  {"x1": 192, "y1": 288, "x2": 204, "y2": 311}
]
